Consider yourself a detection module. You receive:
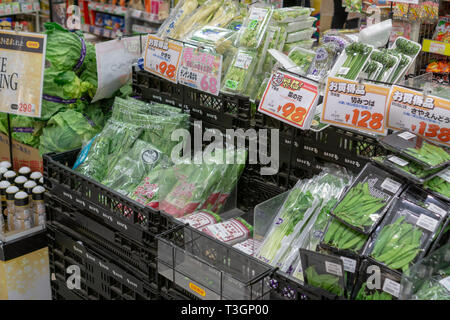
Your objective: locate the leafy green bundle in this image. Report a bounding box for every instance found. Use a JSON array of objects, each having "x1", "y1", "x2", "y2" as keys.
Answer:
[
  {"x1": 304, "y1": 266, "x2": 344, "y2": 296},
  {"x1": 323, "y1": 218, "x2": 368, "y2": 252}
]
